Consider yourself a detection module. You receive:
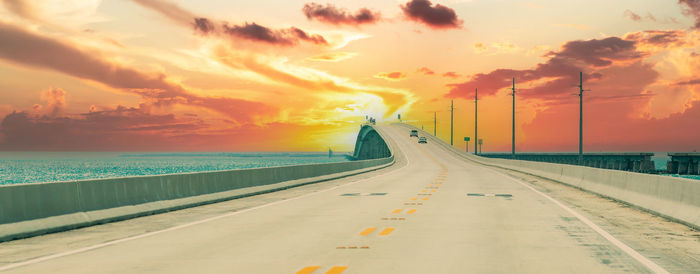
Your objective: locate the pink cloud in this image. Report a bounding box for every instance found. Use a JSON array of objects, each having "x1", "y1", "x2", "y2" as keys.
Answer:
[{"x1": 417, "y1": 67, "x2": 435, "y2": 75}]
